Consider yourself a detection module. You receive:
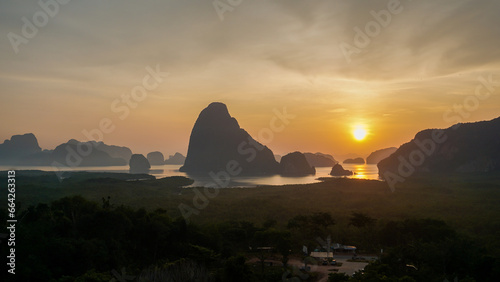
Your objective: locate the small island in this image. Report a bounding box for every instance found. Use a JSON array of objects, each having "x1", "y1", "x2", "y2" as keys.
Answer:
[
  {"x1": 330, "y1": 163, "x2": 354, "y2": 176},
  {"x1": 343, "y1": 157, "x2": 365, "y2": 164},
  {"x1": 280, "y1": 151, "x2": 316, "y2": 176},
  {"x1": 129, "y1": 154, "x2": 151, "y2": 174}
]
